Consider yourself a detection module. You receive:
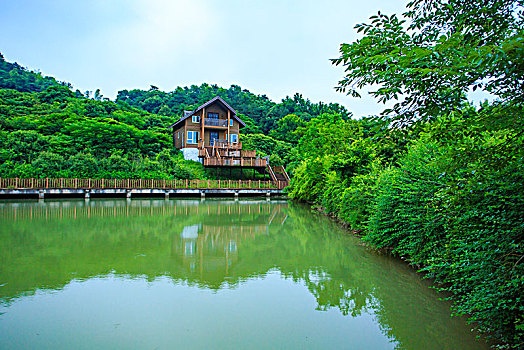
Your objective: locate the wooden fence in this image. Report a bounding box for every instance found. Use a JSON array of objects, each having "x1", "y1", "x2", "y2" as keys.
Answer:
[
  {"x1": 0, "y1": 177, "x2": 288, "y2": 190},
  {"x1": 202, "y1": 157, "x2": 267, "y2": 167}
]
